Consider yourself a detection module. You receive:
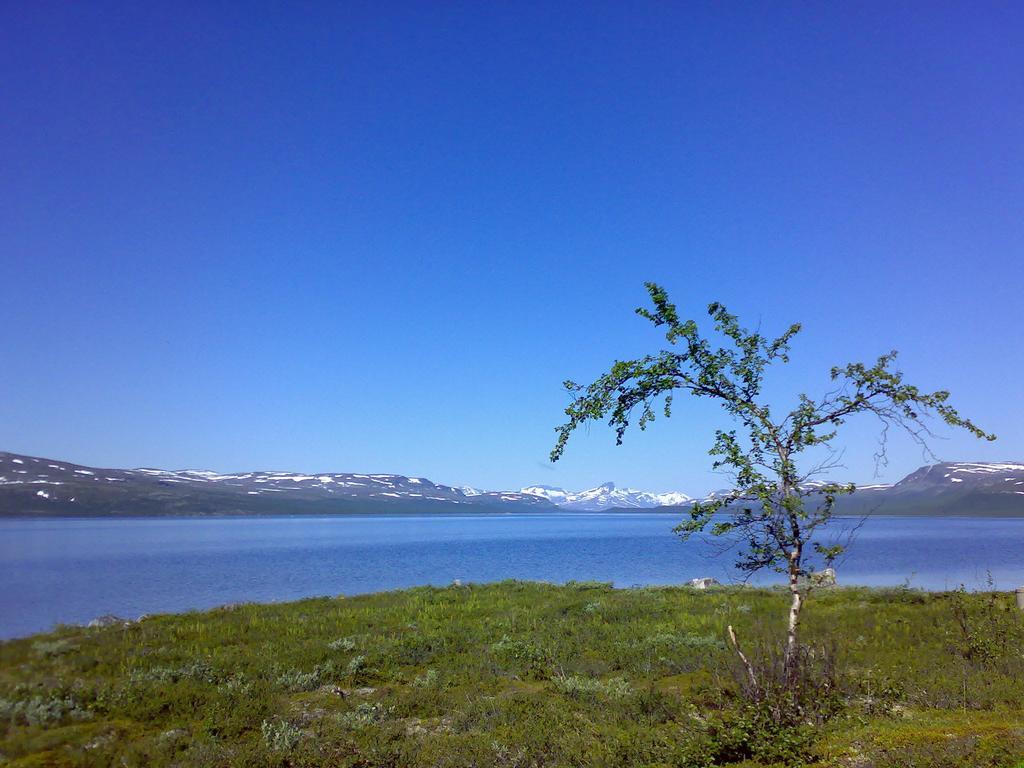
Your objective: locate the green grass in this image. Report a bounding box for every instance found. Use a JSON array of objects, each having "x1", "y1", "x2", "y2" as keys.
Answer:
[{"x1": 1, "y1": 582, "x2": 1022, "y2": 767}]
